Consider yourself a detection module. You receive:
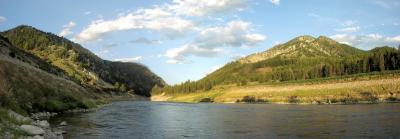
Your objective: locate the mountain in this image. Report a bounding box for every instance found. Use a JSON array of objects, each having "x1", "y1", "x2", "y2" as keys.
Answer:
[
  {"x1": 0, "y1": 34, "x2": 99, "y2": 113},
  {"x1": 199, "y1": 35, "x2": 367, "y2": 85},
  {"x1": 1, "y1": 25, "x2": 165, "y2": 96},
  {"x1": 239, "y1": 35, "x2": 366, "y2": 63},
  {"x1": 152, "y1": 35, "x2": 400, "y2": 96}
]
